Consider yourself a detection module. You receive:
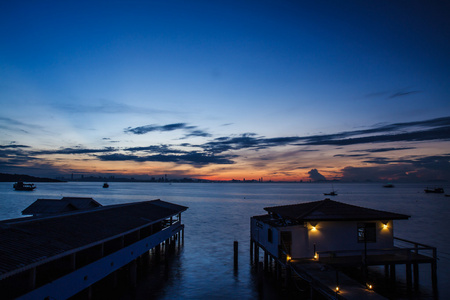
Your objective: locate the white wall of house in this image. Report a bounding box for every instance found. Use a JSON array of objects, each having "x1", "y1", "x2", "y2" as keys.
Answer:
[
  {"x1": 251, "y1": 218, "x2": 279, "y2": 257},
  {"x1": 251, "y1": 218, "x2": 395, "y2": 260},
  {"x1": 306, "y1": 220, "x2": 394, "y2": 258}
]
